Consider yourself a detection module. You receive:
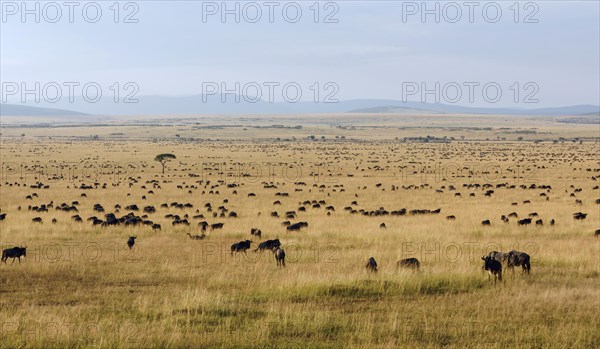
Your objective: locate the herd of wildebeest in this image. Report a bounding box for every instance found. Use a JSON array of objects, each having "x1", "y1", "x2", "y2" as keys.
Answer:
[{"x1": 1, "y1": 171, "x2": 598, "y2": 285}]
